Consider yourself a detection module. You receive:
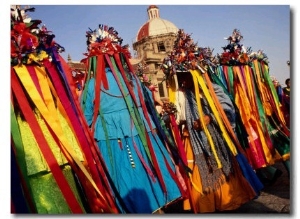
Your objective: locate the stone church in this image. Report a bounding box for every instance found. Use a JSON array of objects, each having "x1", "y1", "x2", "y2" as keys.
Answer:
[
  {"x1": 132, "y1": 5, "x2": 178, "y2": 101},
  {"x1": 68, "y1": 5, "x2": 178, "y2": 101}
]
